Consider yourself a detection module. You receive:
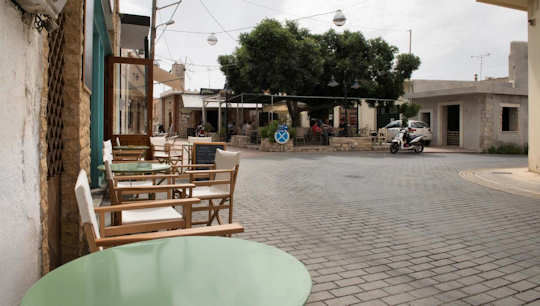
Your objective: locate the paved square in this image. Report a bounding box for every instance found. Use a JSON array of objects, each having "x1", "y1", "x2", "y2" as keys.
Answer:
[{"x1": 230, "y1": 151, "x2": 540, "y2": 305}]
